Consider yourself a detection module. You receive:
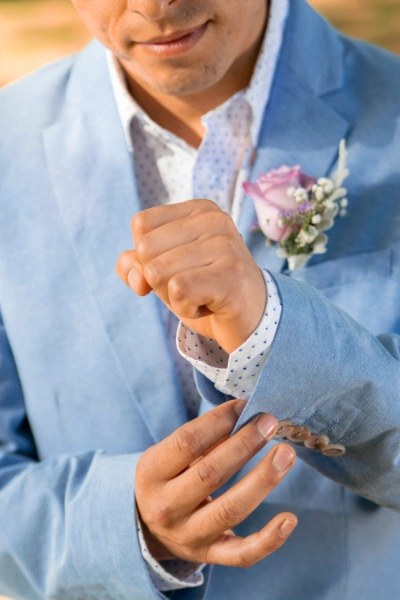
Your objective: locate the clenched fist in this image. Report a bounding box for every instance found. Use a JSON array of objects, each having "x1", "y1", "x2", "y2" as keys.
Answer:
[{"x1": 116, "y1": 199, "x2": 267, "y2": 353}]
